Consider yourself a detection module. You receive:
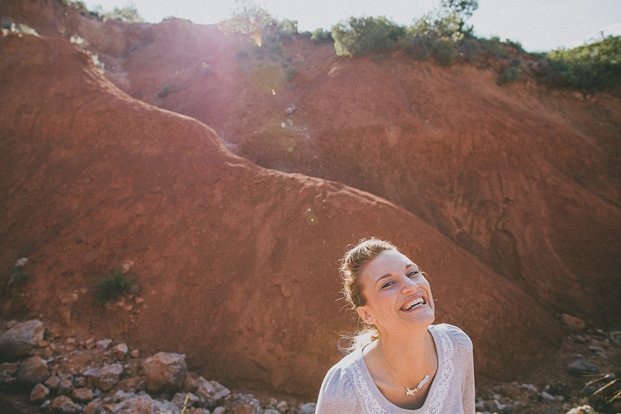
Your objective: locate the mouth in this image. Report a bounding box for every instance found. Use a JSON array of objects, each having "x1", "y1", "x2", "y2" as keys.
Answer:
[{"x1": 400, "y1": 296, "x2": 427, "y2": 312}]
